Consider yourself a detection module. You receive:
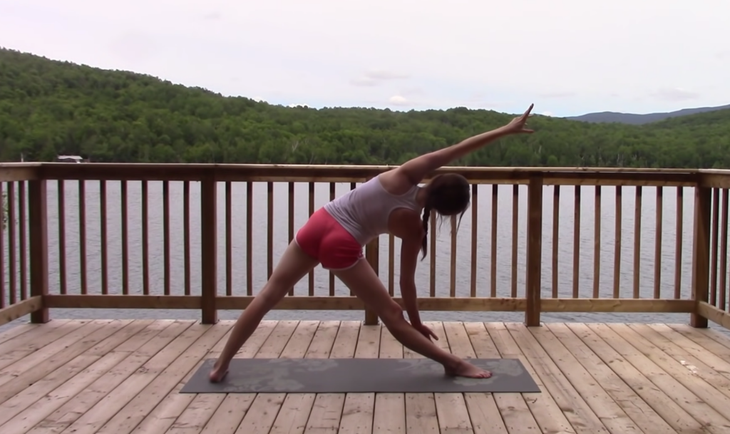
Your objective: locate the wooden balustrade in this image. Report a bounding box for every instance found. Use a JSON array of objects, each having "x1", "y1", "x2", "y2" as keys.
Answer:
[
  {"x1": 0, "y1": 164, "x2": 45, "y2": 325},
  {"x1": 0, "y1": 163, "x2": 729, "y2": 330}
]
